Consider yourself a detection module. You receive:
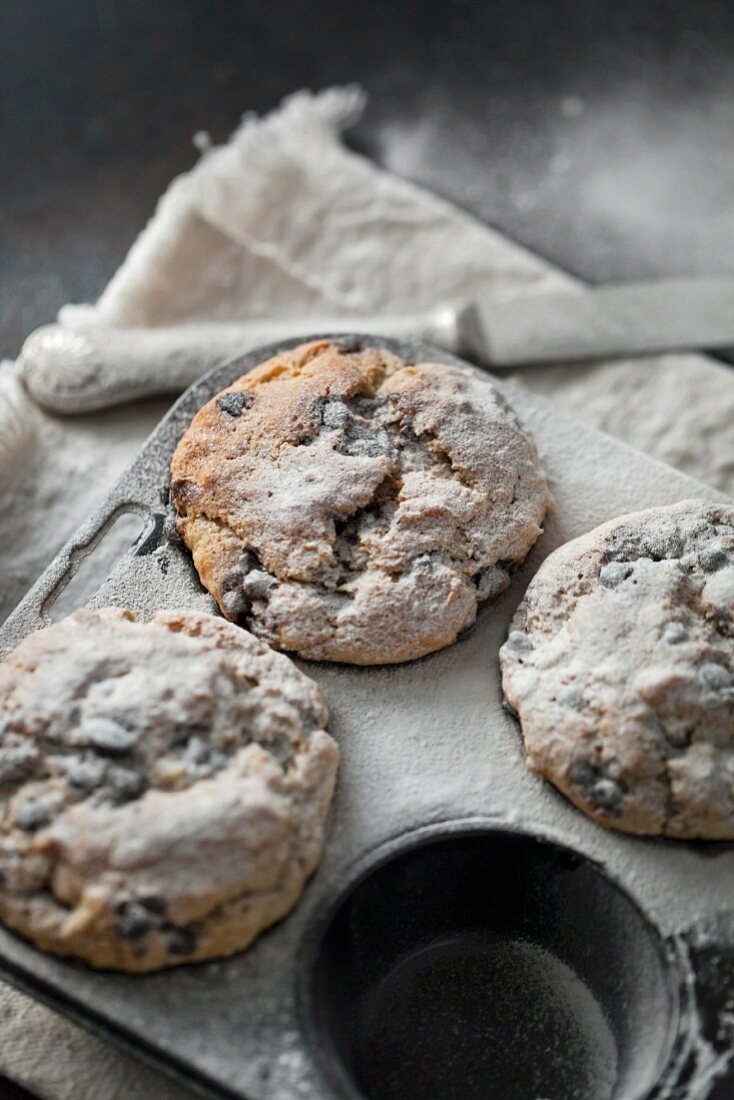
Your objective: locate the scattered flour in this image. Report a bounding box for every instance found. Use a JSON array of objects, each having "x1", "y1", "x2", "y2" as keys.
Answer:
[{"x1": 1, "y1": 84, "x2": 734, "y2": 1100}]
